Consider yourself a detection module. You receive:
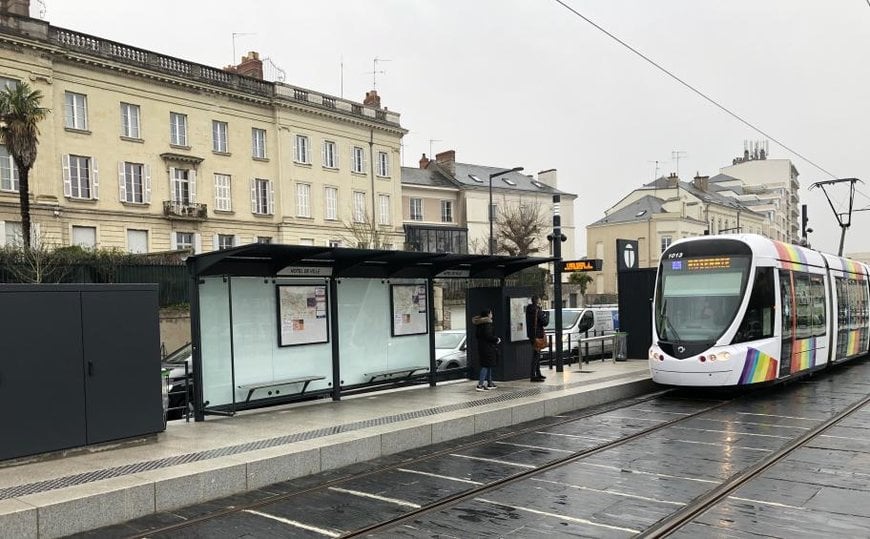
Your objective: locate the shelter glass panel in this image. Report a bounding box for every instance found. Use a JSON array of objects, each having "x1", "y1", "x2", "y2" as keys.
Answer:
[{"x1": 199, "y1": 277, "x2": 234, "y2": 408}]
